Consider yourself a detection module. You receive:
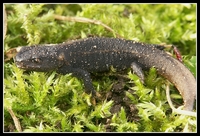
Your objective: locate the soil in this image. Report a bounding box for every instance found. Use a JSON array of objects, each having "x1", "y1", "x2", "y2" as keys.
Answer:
[{"x1": 93, "y1": 73, "x2": 141, "y2": 132}]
